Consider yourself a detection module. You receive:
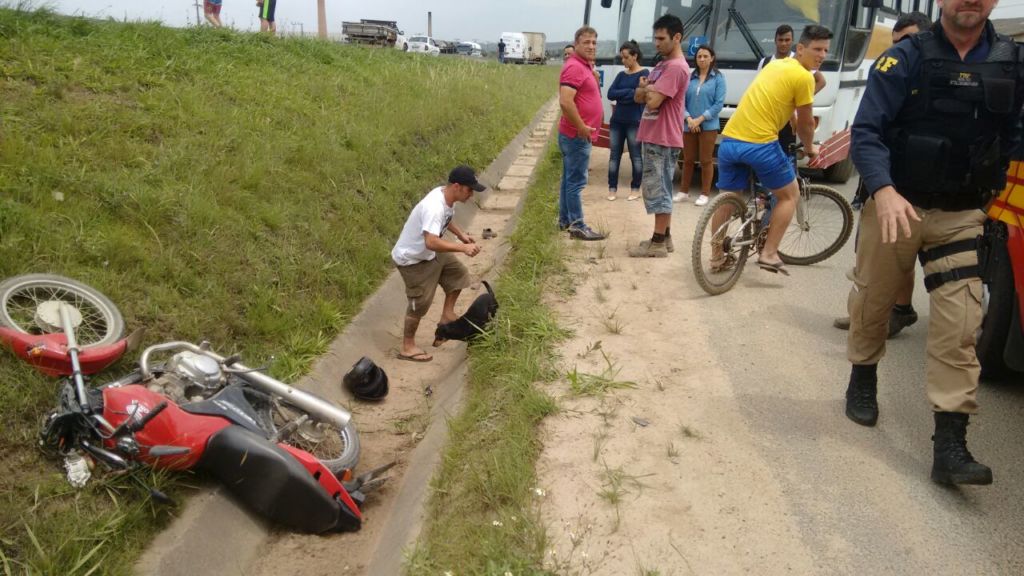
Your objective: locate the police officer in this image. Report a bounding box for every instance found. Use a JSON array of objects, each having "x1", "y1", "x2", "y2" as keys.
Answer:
[{"x1": 846, "y1": 0, "x2": 1024, "y2": 485}]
